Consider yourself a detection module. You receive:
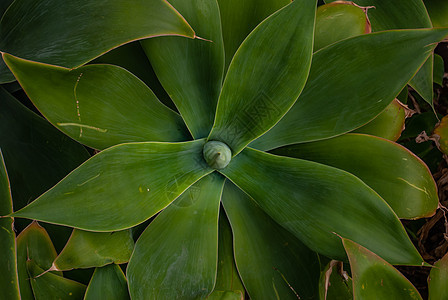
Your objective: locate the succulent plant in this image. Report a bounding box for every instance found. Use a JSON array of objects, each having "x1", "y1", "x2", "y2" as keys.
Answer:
[{"x1": 1, "y1": 0, "x2": 448, "y2": 299}]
